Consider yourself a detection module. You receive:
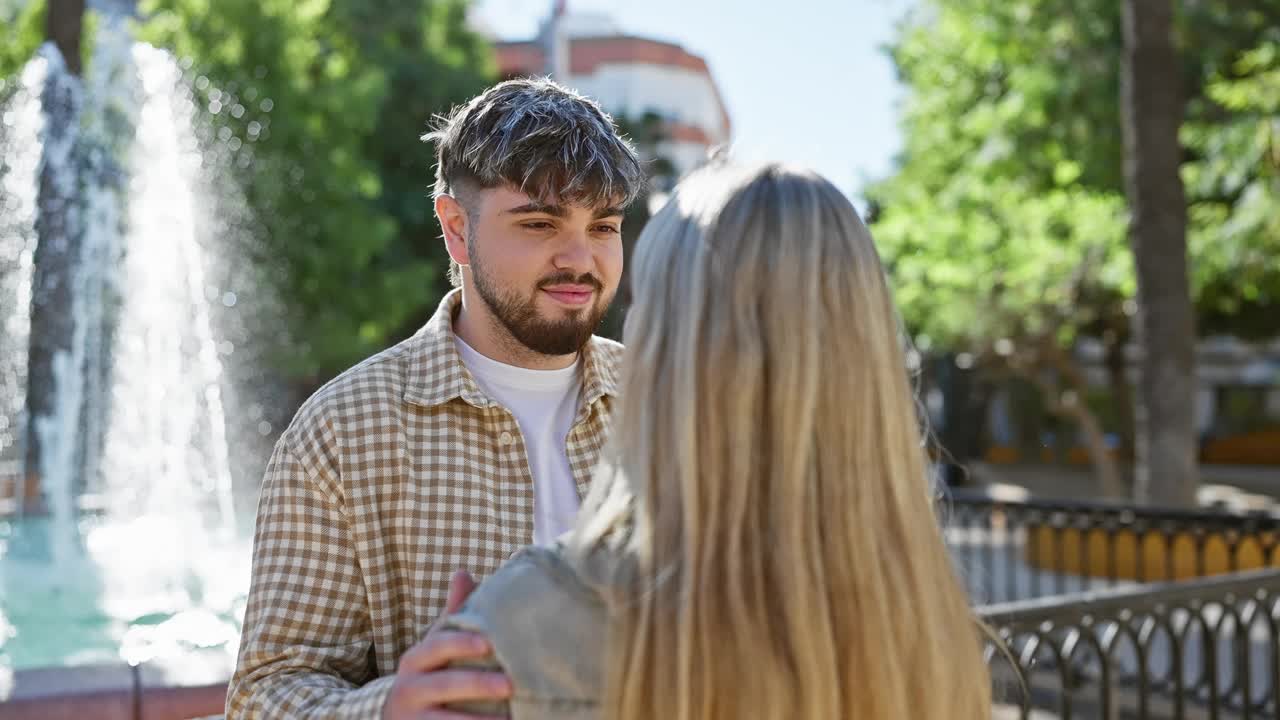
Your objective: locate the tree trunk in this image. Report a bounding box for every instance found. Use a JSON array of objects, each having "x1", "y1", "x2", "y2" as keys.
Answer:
[
  {"x1": 46, "y1": 0, "x2": 86, "y2": 76},
  {"x1": 1121, "y1": 0, "x2": 1199, "y2": 508}
]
